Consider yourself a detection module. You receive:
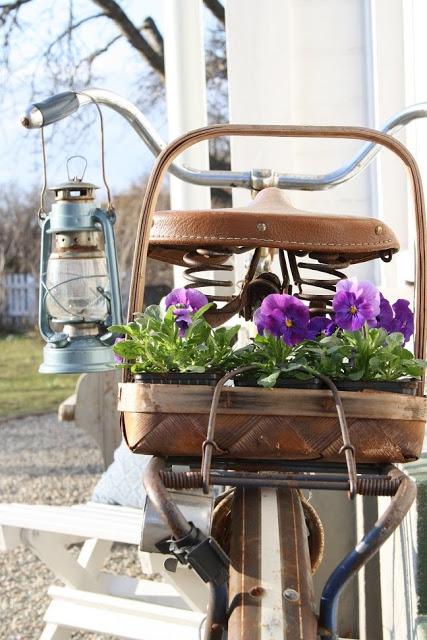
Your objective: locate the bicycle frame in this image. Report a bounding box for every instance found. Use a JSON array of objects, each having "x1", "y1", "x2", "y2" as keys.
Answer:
[{"x1": 22, "y1": 90, "x2": 423, "y2": 639}]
